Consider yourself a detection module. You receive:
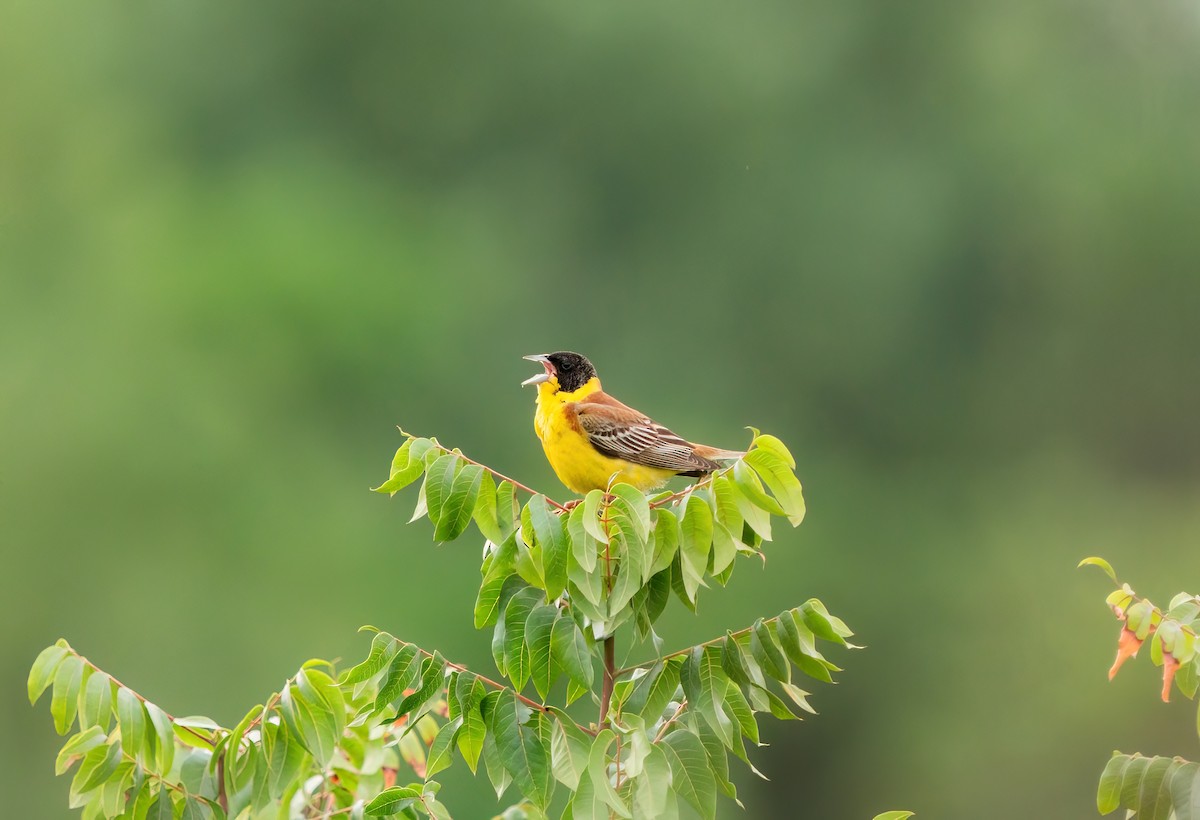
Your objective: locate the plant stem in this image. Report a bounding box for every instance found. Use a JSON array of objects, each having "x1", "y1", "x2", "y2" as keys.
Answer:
[
  {"x1": 600, "y1": 636, "x2": 615, "y2": 730},
  {"x1": 404, "y1": 642, "x2": 597, "y2": 736},
  {"x1": 215, "y1": 750, "x2": 229, "y2": 813},
  {"x1": 405, "y1": 431, "x2": 569, "y2": 511},
  {"x1": 612, "y1": 614, "x2": 778, "y2": 678}
]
